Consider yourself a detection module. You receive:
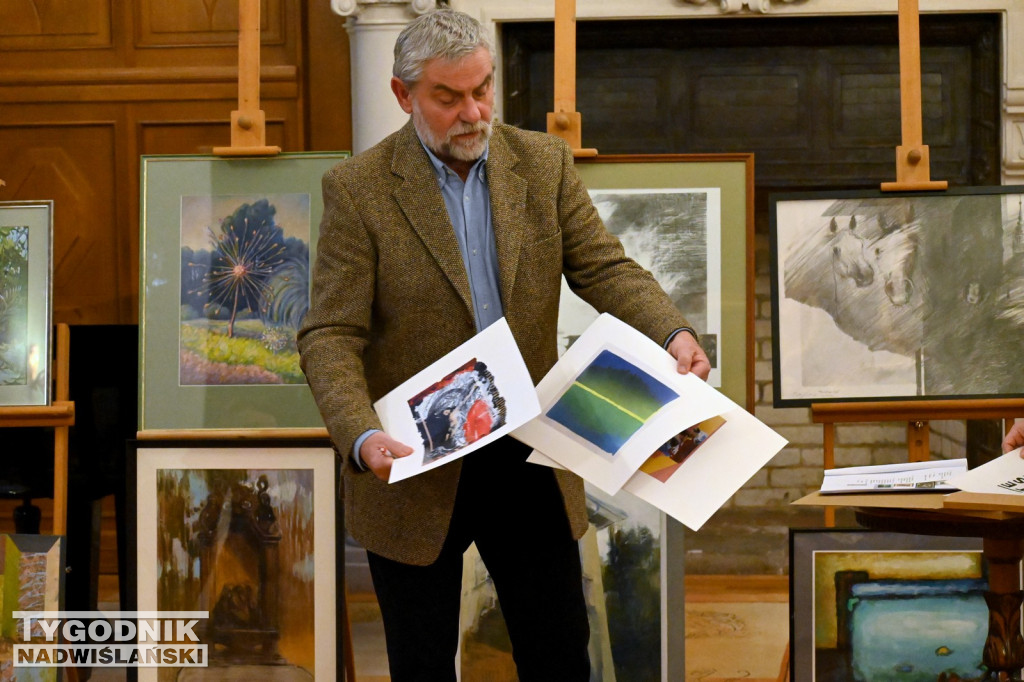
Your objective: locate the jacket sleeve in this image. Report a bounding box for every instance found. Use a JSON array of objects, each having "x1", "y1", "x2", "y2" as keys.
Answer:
[{"x1": 297, "y1": 165, "x2": 383, "y2": 465}]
